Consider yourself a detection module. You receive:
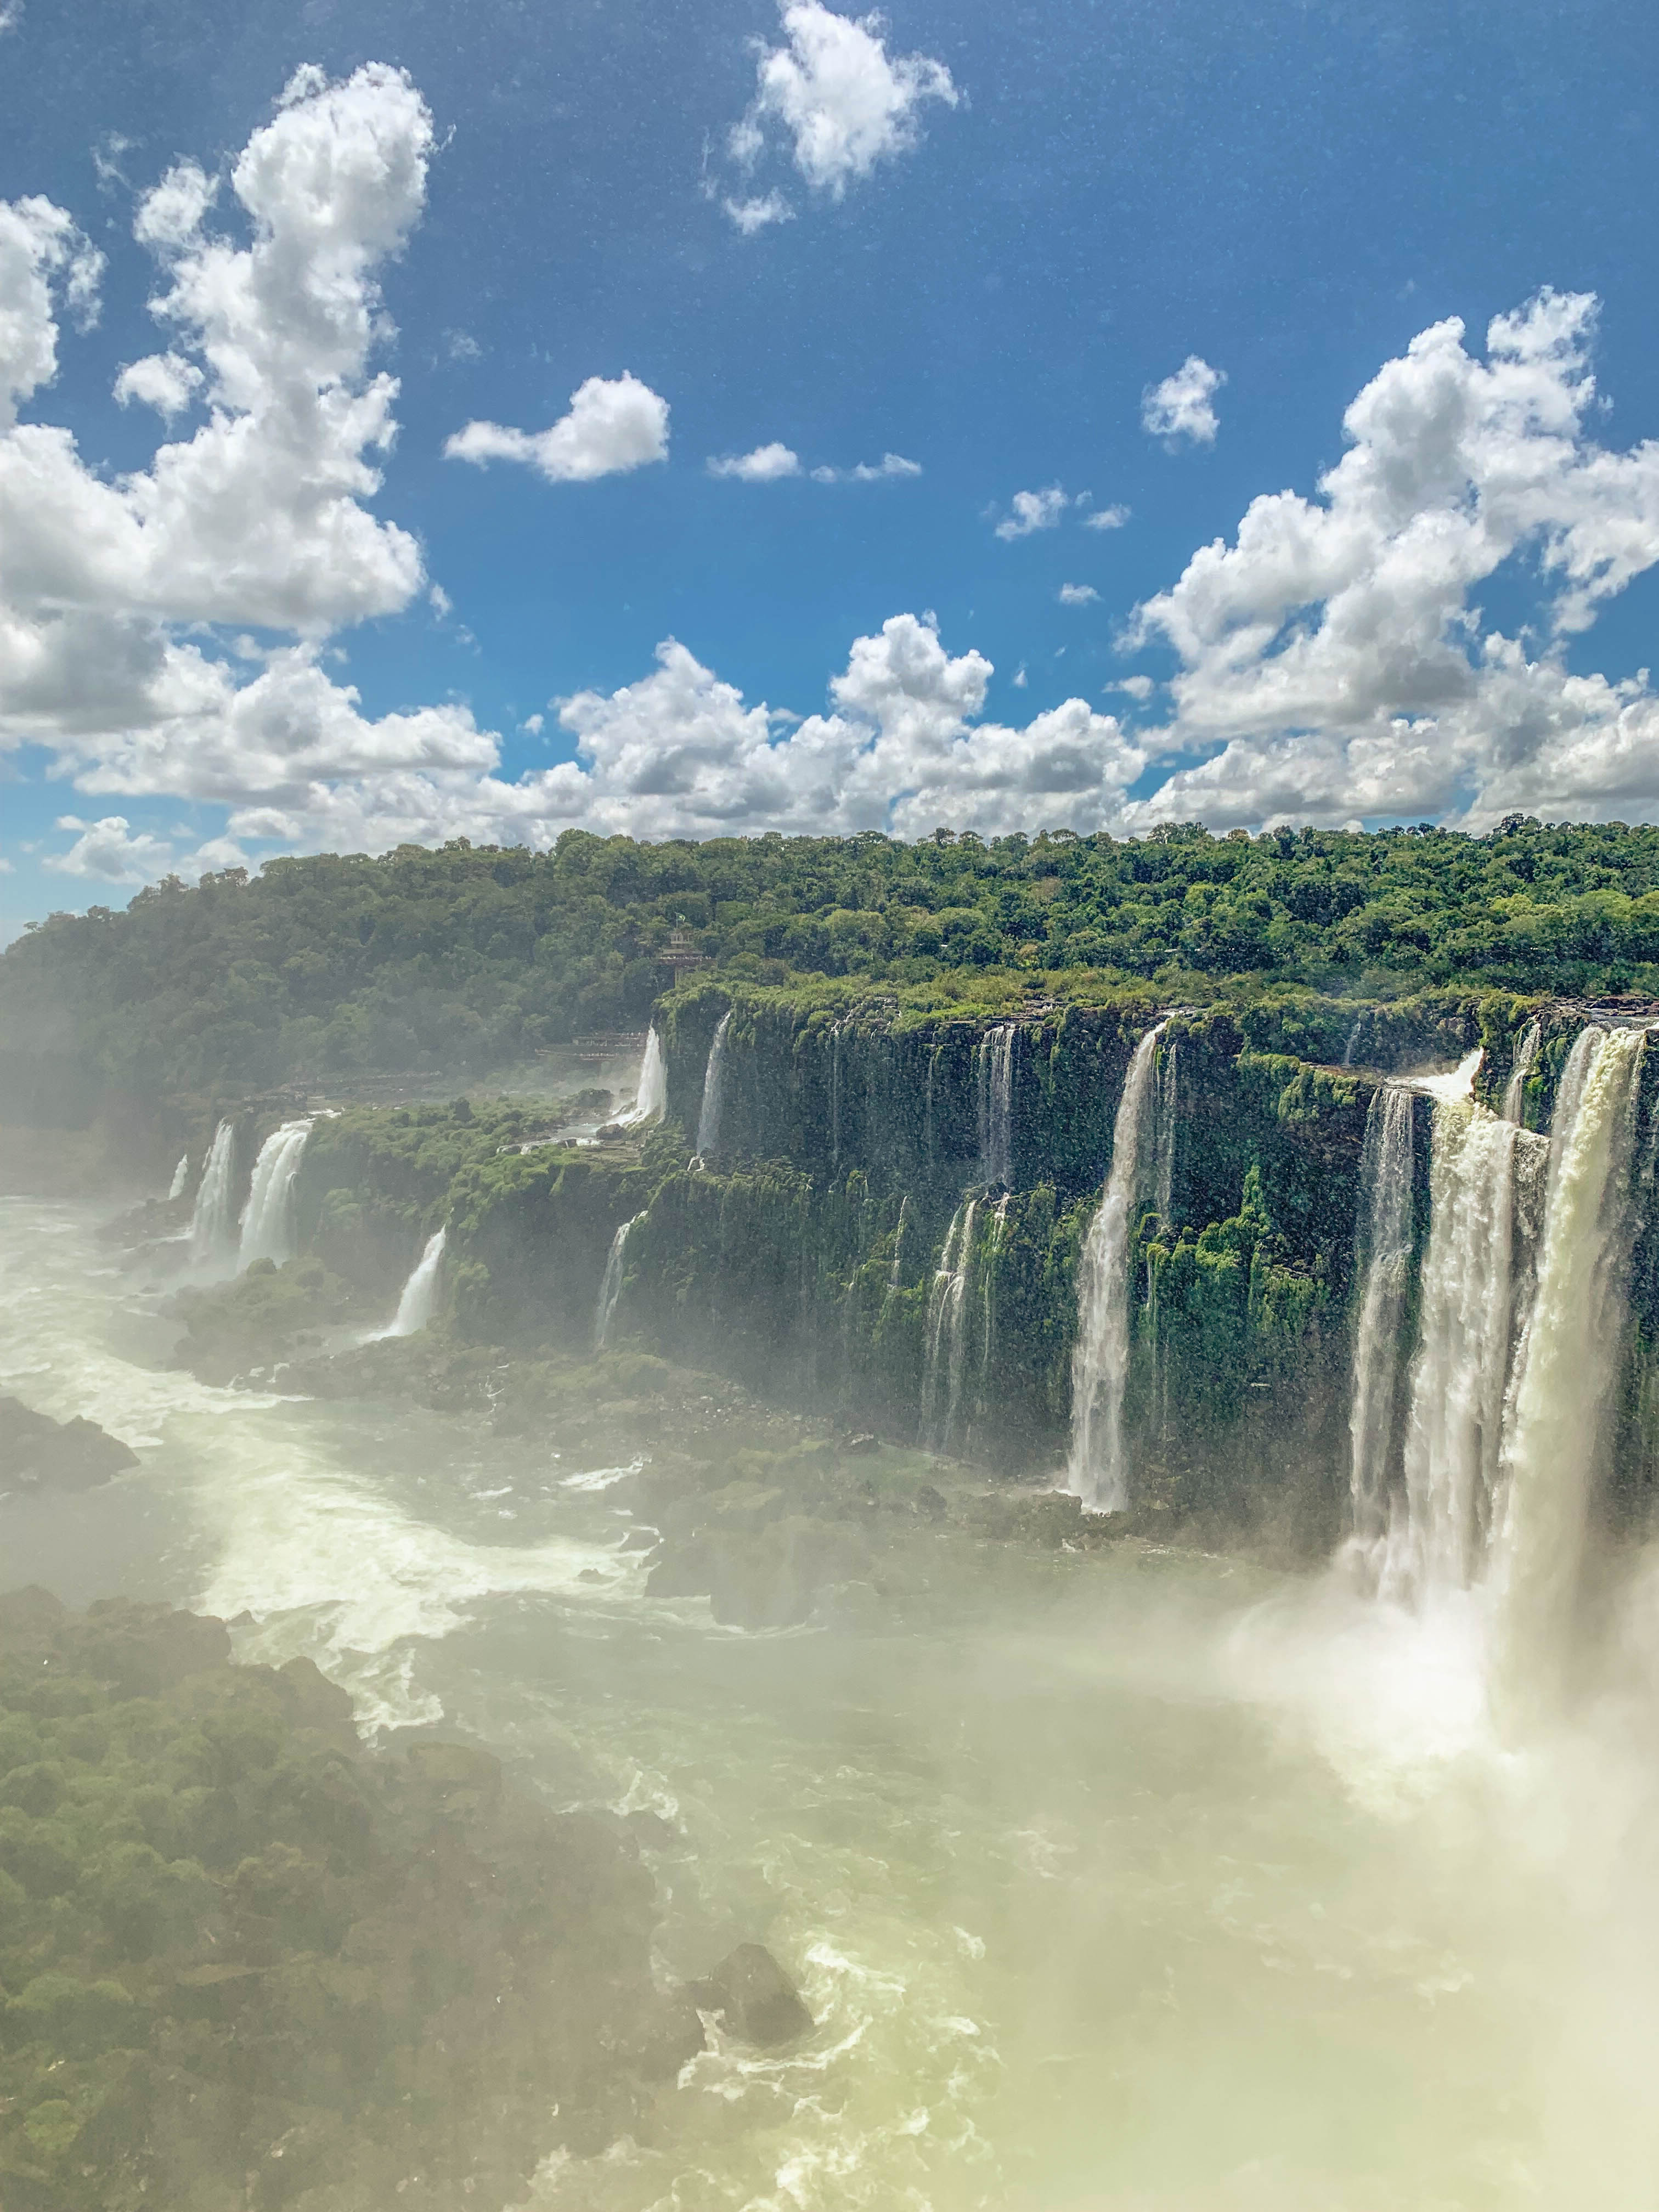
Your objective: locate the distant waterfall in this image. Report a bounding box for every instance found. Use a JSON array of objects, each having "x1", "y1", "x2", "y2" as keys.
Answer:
[
  {"x1": 1066, "y1": 1020, "x2": 1171, "y2": 1511},
  {"x1": 369, "y1": 1228, "x2": 448, "y2": 1341},
  {"x1": 976, "y1": 1025, "x2": 1015, "y2": 1190},
  {"x1": 168, "y1": 1153, "x2": 189, "y2": 1201},
  {"x1": 1390, "y1": 1100, "x2": 1527, "y2": 1596},
  {"x1": 921, "y1": 1199, "x2": 978, "y2": 1454},
  {"x1": 1341, "y1": 1017, "x2": 1362, "y2": 1069},
  {"x1": 189, "y1": 1121, "x2": 238, "y2": 1266},
  {"x1": 696, "y1": 1011, "x2": 733, "y2": 1158},
  {"x1": 1495, "y1": 1025, "x2": 1647, "y2": 1692},
  {"x1": 1346, "y1": 1086, "x2": 1416, "y2": 1549},
  {"x1": 1502, "y1": 1018, "x2": 1541, "y2": 1125},
  {"x1": 831, "y1": 1019, "x2": 844, "y2": 1170},
  {"x1": 1152, "y1": 1035, "x2": 1179, "y2": 1223},
  {"x1": 237, "y1": 1119, "x2": 312, "y2": 1267},
  {"x1": 617, "y1": 1029, "x2": 667, "y2": 1127},
  {"x1": 594, "y1": 1213, "x2": 645, "y2": 1350},
  {"x1": 888, "y1": 1194, "x2": 909, "y2": 1289}
]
